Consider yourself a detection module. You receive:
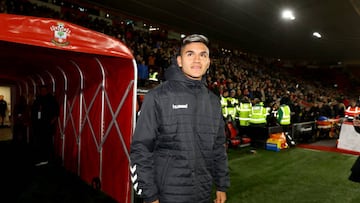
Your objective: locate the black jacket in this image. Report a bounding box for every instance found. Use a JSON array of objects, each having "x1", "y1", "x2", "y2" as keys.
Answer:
[
  {"x1": 31, "y1": 93, "x2": 59, "y2": 125},
  {"x1": 130, "y1": 65, "x2": 230, "y2": 203}
]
